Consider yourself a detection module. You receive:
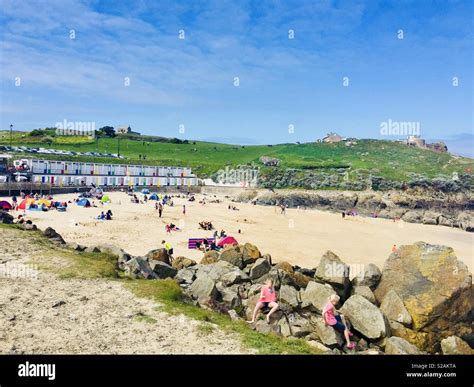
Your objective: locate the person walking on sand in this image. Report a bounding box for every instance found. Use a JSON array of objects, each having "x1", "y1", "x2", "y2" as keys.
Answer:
[
  {"x1": 158, "y1": 203, "x2": 163, "y2": 218},
  {"x1": 247, "y1": 279, "x2": 279, "y2": 324},
  {"x1": 182, "y1": 205, "x2": 186, "y2": 216},
  {"x1": 323, "y1": 294, "x2": 355, "y2": 349}
]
